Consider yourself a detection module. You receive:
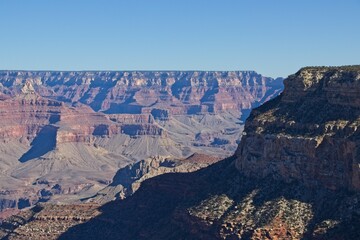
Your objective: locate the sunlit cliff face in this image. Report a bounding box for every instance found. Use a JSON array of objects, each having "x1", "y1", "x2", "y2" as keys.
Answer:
[{"x1": 236, "y1": 66, "x2": 360, "y2": 191}]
